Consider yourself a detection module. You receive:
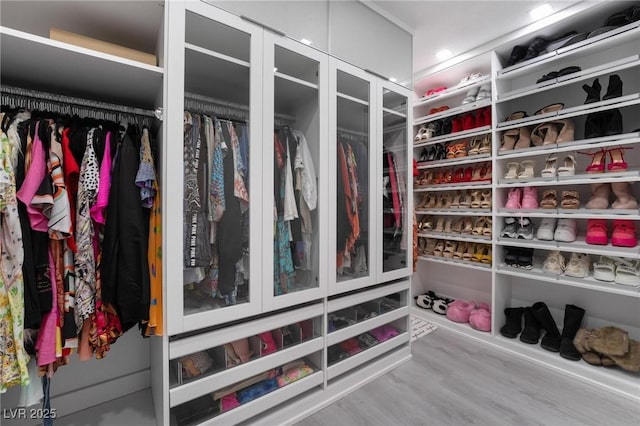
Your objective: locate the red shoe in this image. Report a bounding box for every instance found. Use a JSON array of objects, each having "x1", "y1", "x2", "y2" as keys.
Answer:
[
  {"x1": 580, "y1": 149, "x2": 606, "y2": 173},
  {"x1": 463, "y1": 167, "x2": 473, "y2": 182},
  {"x1": 607, "y1": 147, "x2": 631, "y2": 172},
  {"x1": 479, "y1": 107, "x2": 492, "y2": 127},
  {"x1": 462, "y1": 113, "x2": 476, "y2": 130},
  {"x1": 586, "y1": 219, "x2": 609, "y2": 245},
  {"x1": 452, "y1": 116, "x2": 464, "y2": 133},
  {"x1": 612, "y1": 220, "x2": 637, "y2": 247}
]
